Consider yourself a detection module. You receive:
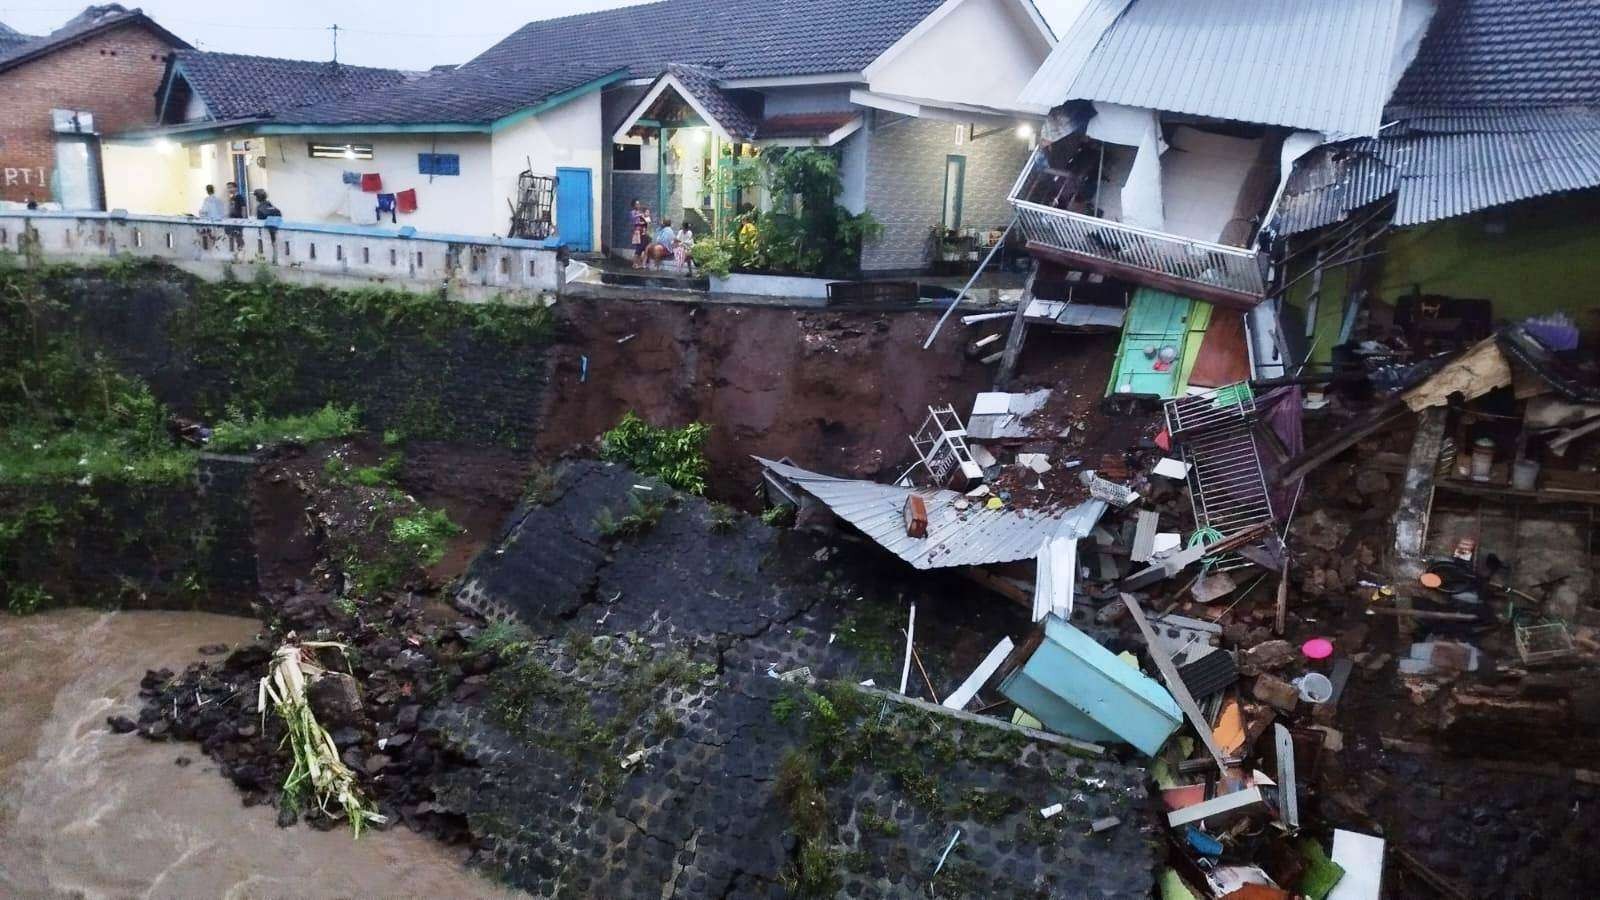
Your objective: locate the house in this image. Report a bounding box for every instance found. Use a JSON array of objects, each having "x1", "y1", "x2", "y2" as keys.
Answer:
[
  {"x1": 1268, "y1": 0, "x2": 1600, "y2": 373},
  {"x1": 1000, "y1": 0, "x2": 1437, "y2": 395},
  {"x1": 108, "y1": 0, "x2": 1055, "y2": 272},
  {"x1": 0, "y1": 4, "x2": 188, "y2": 210}
]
